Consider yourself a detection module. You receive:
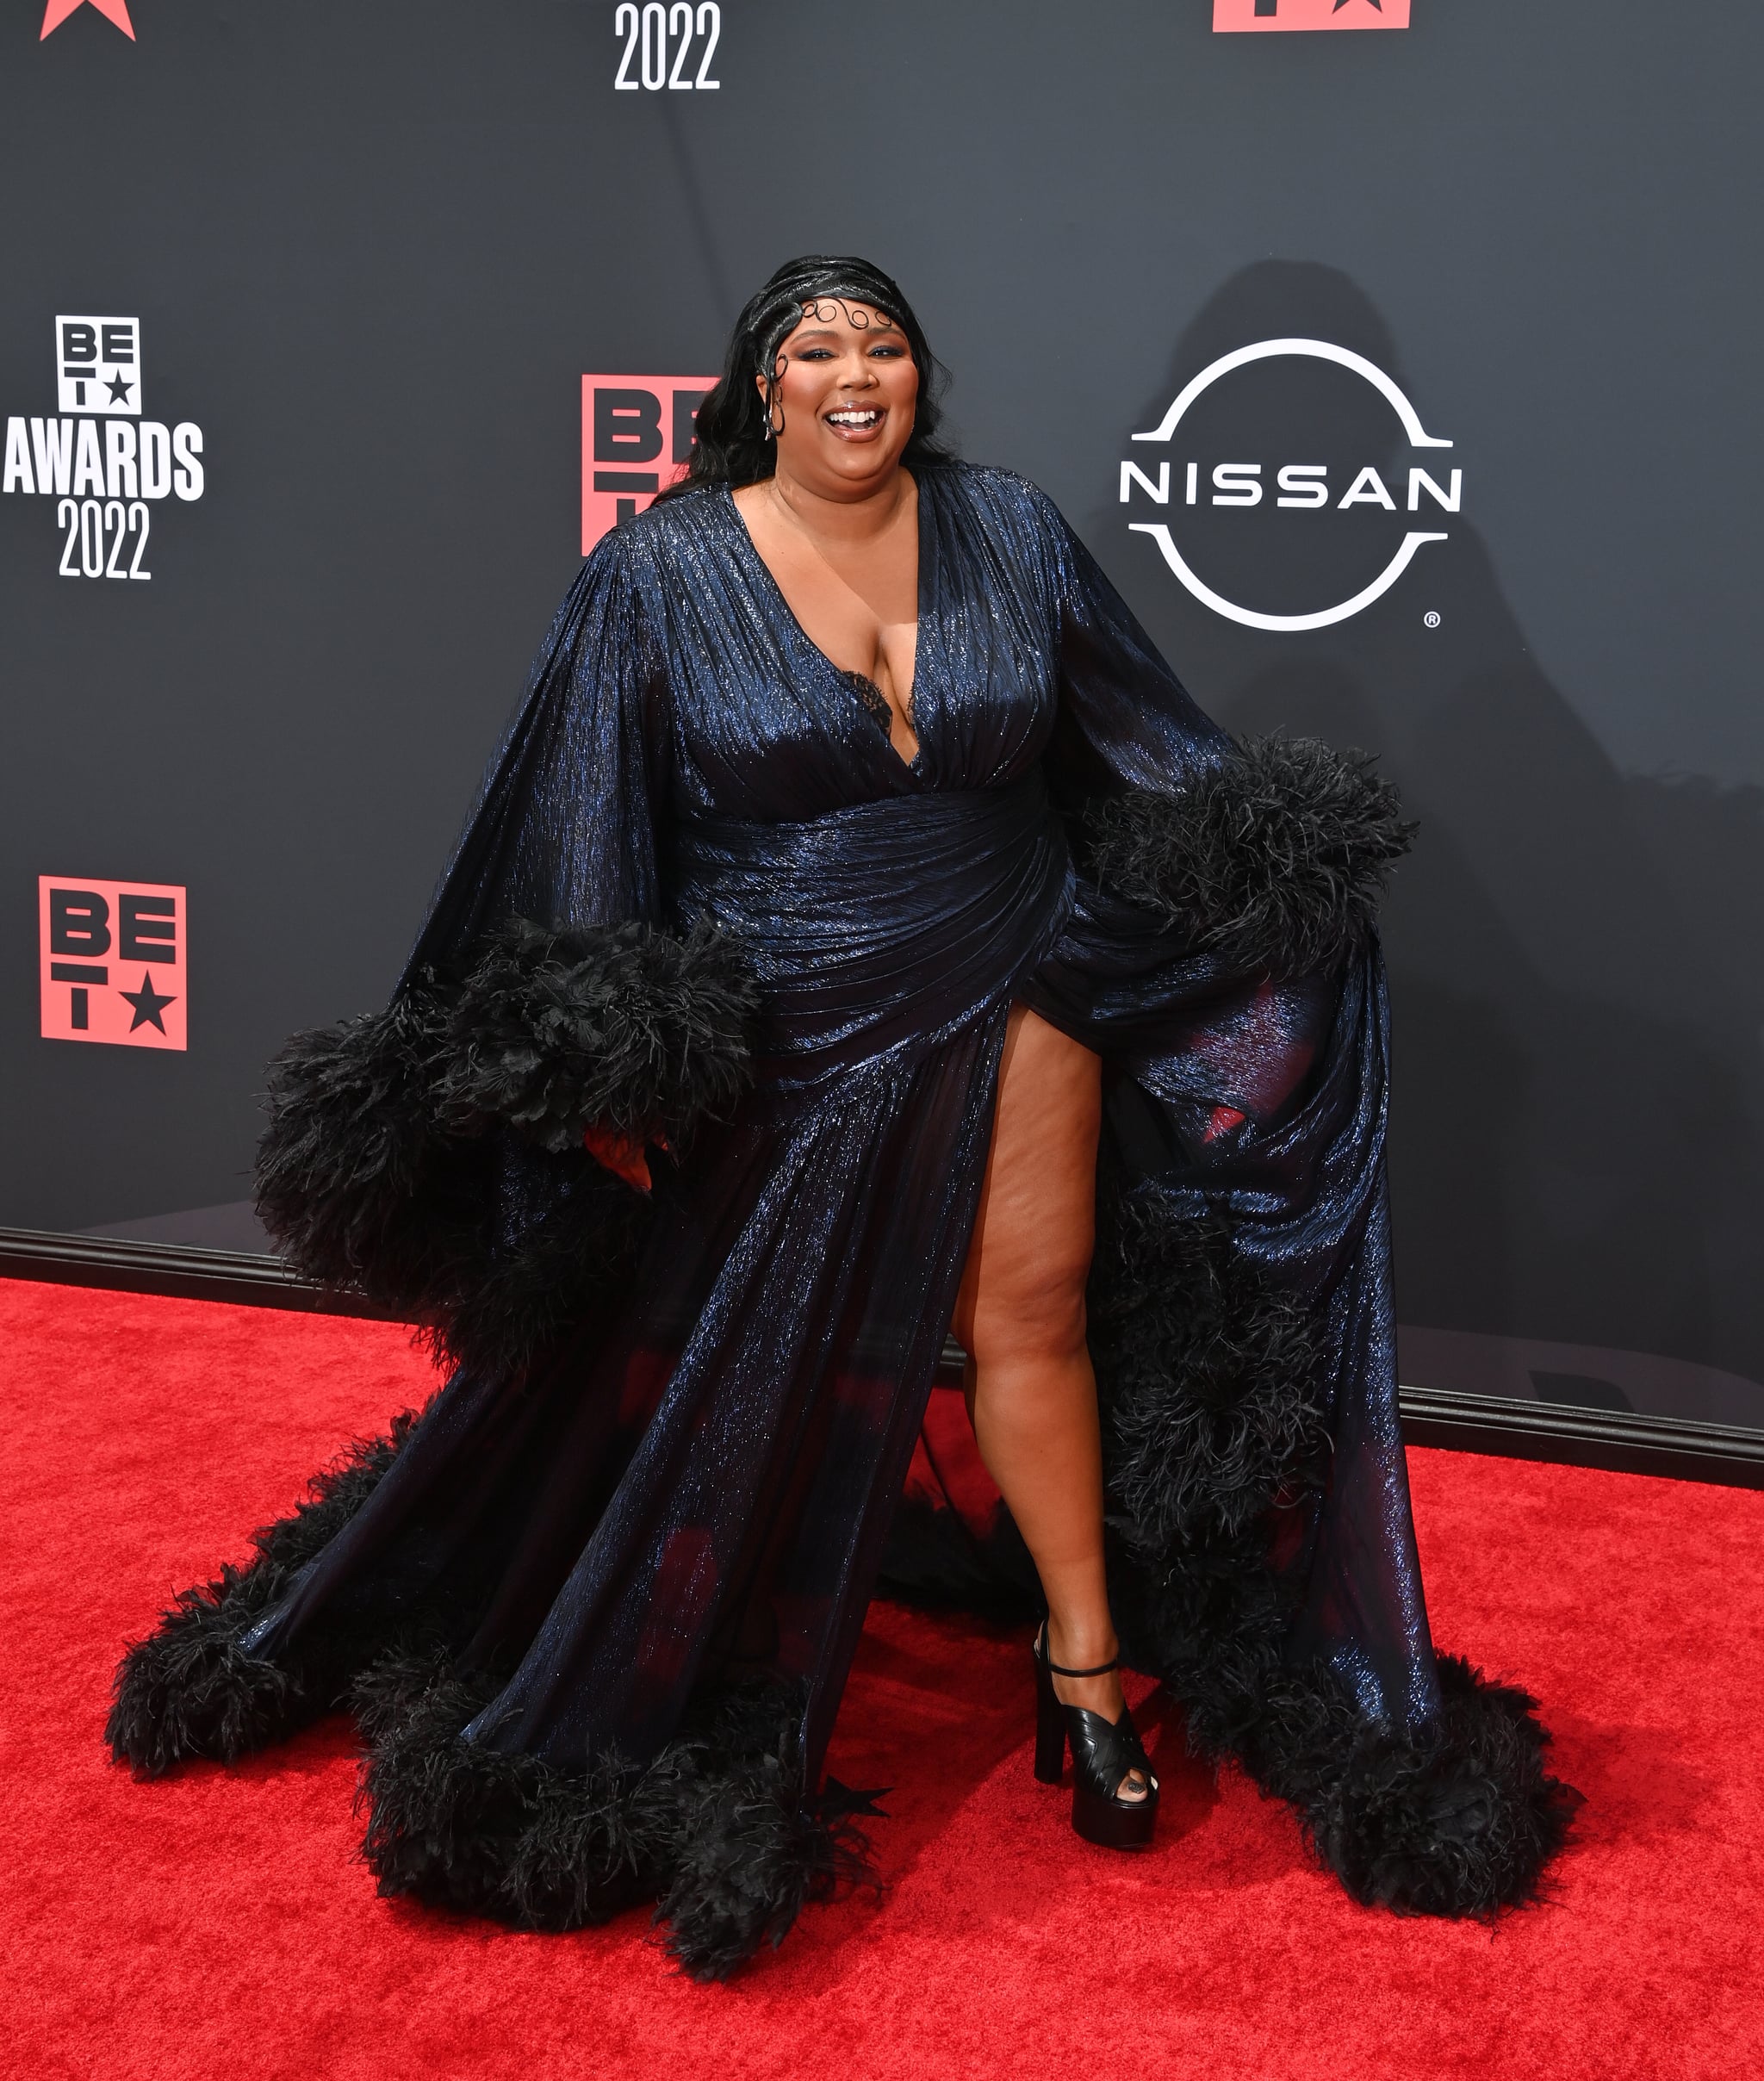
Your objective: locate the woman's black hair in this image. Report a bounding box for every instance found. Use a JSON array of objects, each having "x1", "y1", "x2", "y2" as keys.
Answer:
[{"x1": 655, "y1": 254, "x2": 956, "y2": 499}]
